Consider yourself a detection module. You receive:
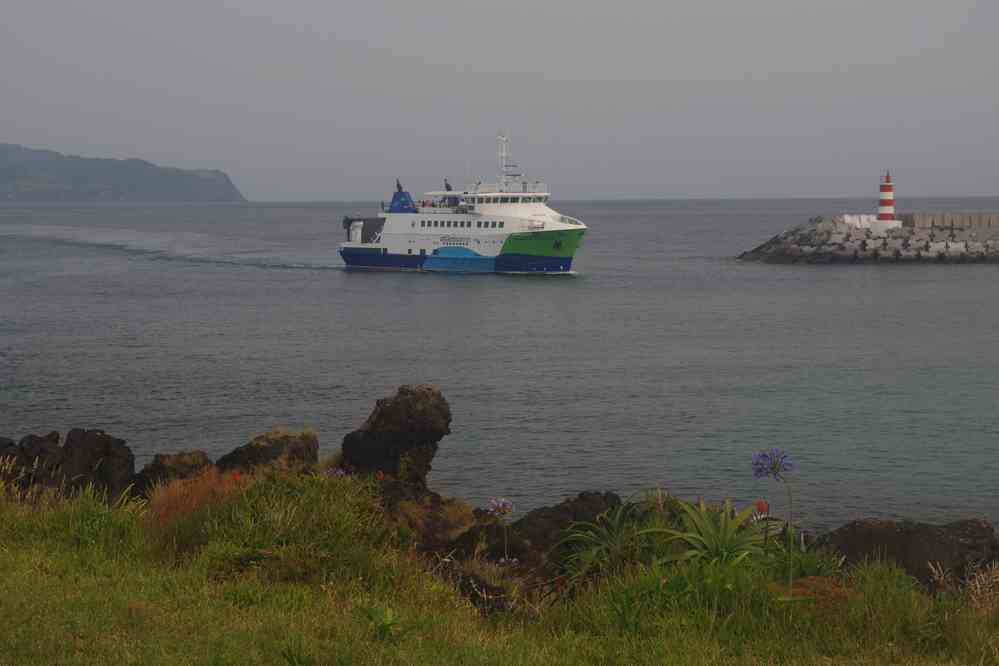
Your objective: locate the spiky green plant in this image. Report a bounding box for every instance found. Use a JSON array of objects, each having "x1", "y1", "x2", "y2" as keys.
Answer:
[
  {"x1": 645, "y1": 498, "x2": 763, "y2": 566},
  {"x1": 558, "y1": 503, "x2": 646, "y2": 586}
]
